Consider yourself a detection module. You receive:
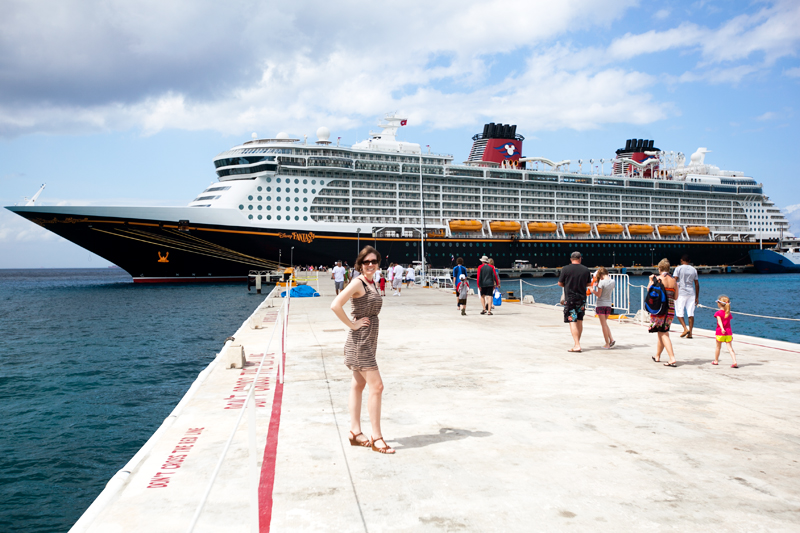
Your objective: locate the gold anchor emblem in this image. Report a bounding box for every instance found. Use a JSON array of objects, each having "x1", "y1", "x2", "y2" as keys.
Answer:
[{"x1": 157, "y1": 251, "x2": 169, "y2": 263}]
